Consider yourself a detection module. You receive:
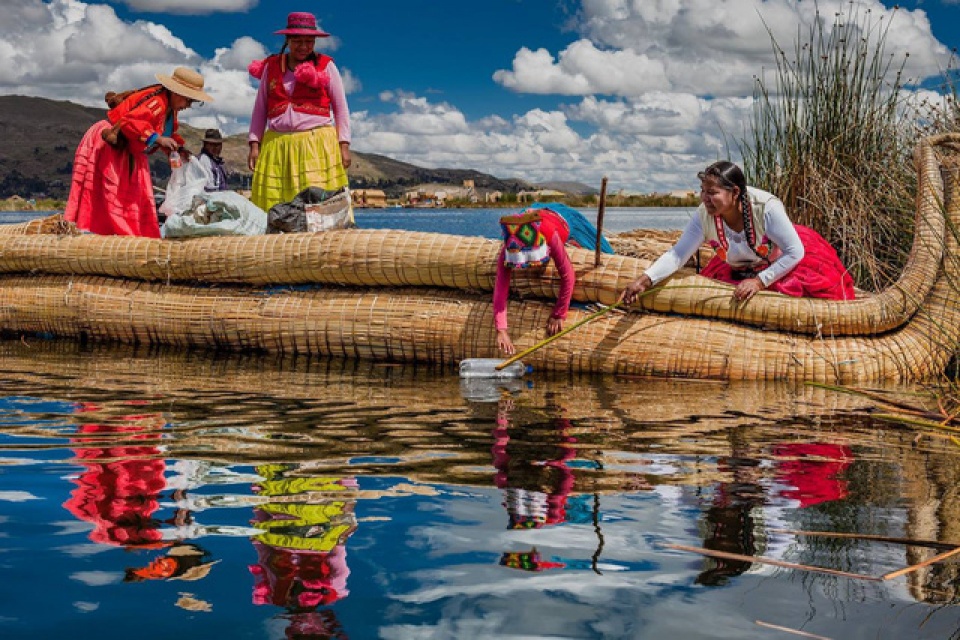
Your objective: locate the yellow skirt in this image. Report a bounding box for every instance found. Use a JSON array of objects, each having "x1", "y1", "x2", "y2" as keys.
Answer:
[{"x1": 251, "y1": 126, "x2": 351, "y2": 219}]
